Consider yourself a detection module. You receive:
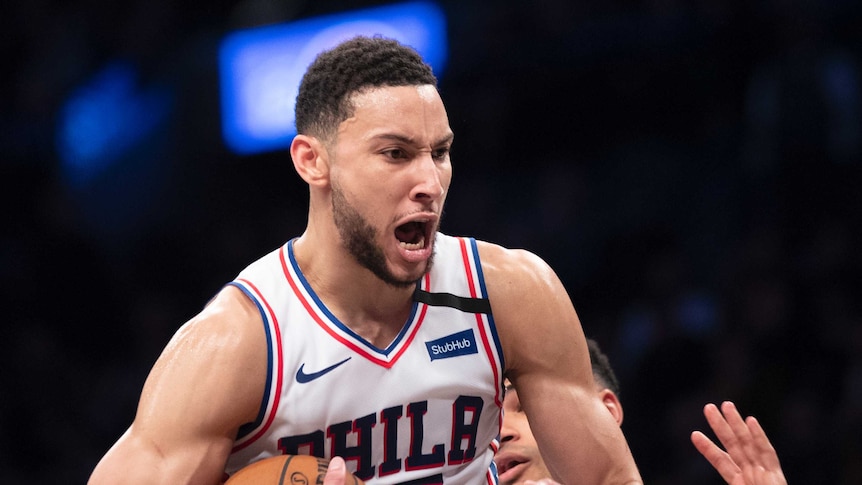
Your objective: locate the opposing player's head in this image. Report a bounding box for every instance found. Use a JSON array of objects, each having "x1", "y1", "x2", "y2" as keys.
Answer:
[
  {"x1": 291, "y1": 36, "x2": 452, "y2": 288},
  {"x1": 587, "y1": 338, "x2": 623, "y2": 425},
  {"x1": 295, "y1": 35, "x2": 438, "y2": 143},
  {"x1": 496, "y1": 339, "x2": 624, "y2": 484},
  {"x1": 587, "y1": 339, "x2": 619, "y2": 393}
]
